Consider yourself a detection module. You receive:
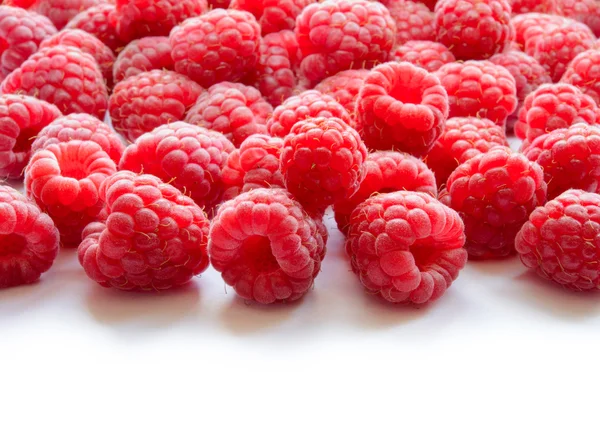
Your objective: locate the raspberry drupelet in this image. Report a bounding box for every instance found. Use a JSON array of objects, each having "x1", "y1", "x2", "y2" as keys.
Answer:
[
  {"x1": 78, "y1": 171, "x2": 211, "y2": 291},
  {"x1": 561, "y1": 49, "x2": 600, "y2": 107},
  {"x1": 387, "y1": 0, "x2": 435, "y2": 45},
  {"x1": 314, "y1": 69, "x2": 369, "y2": 118},
  {"x1": 511, "y1": 12, "x2": 567, "y2": 52},
  {"x1": 65, "y1": 4, "x2": 123, "y2": 53},
  {"x1": 21, "y1": 0, "x2": 107, "y2": 30},
  {"x1": 346, "y1": 191, "x2": 468, "y2": 304},
  {"x1": 113, "y1": 37, "x2": 174, "y2": 84},
  {"x1": 558, "y1": 0, "x2": 600, "y2": 37},
  {"x1": 230, "y1": 0, "x2": 314, "y2": 35},
  {"x1": 392, "y1": 41, "x2": 456, "y2": 73}
]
